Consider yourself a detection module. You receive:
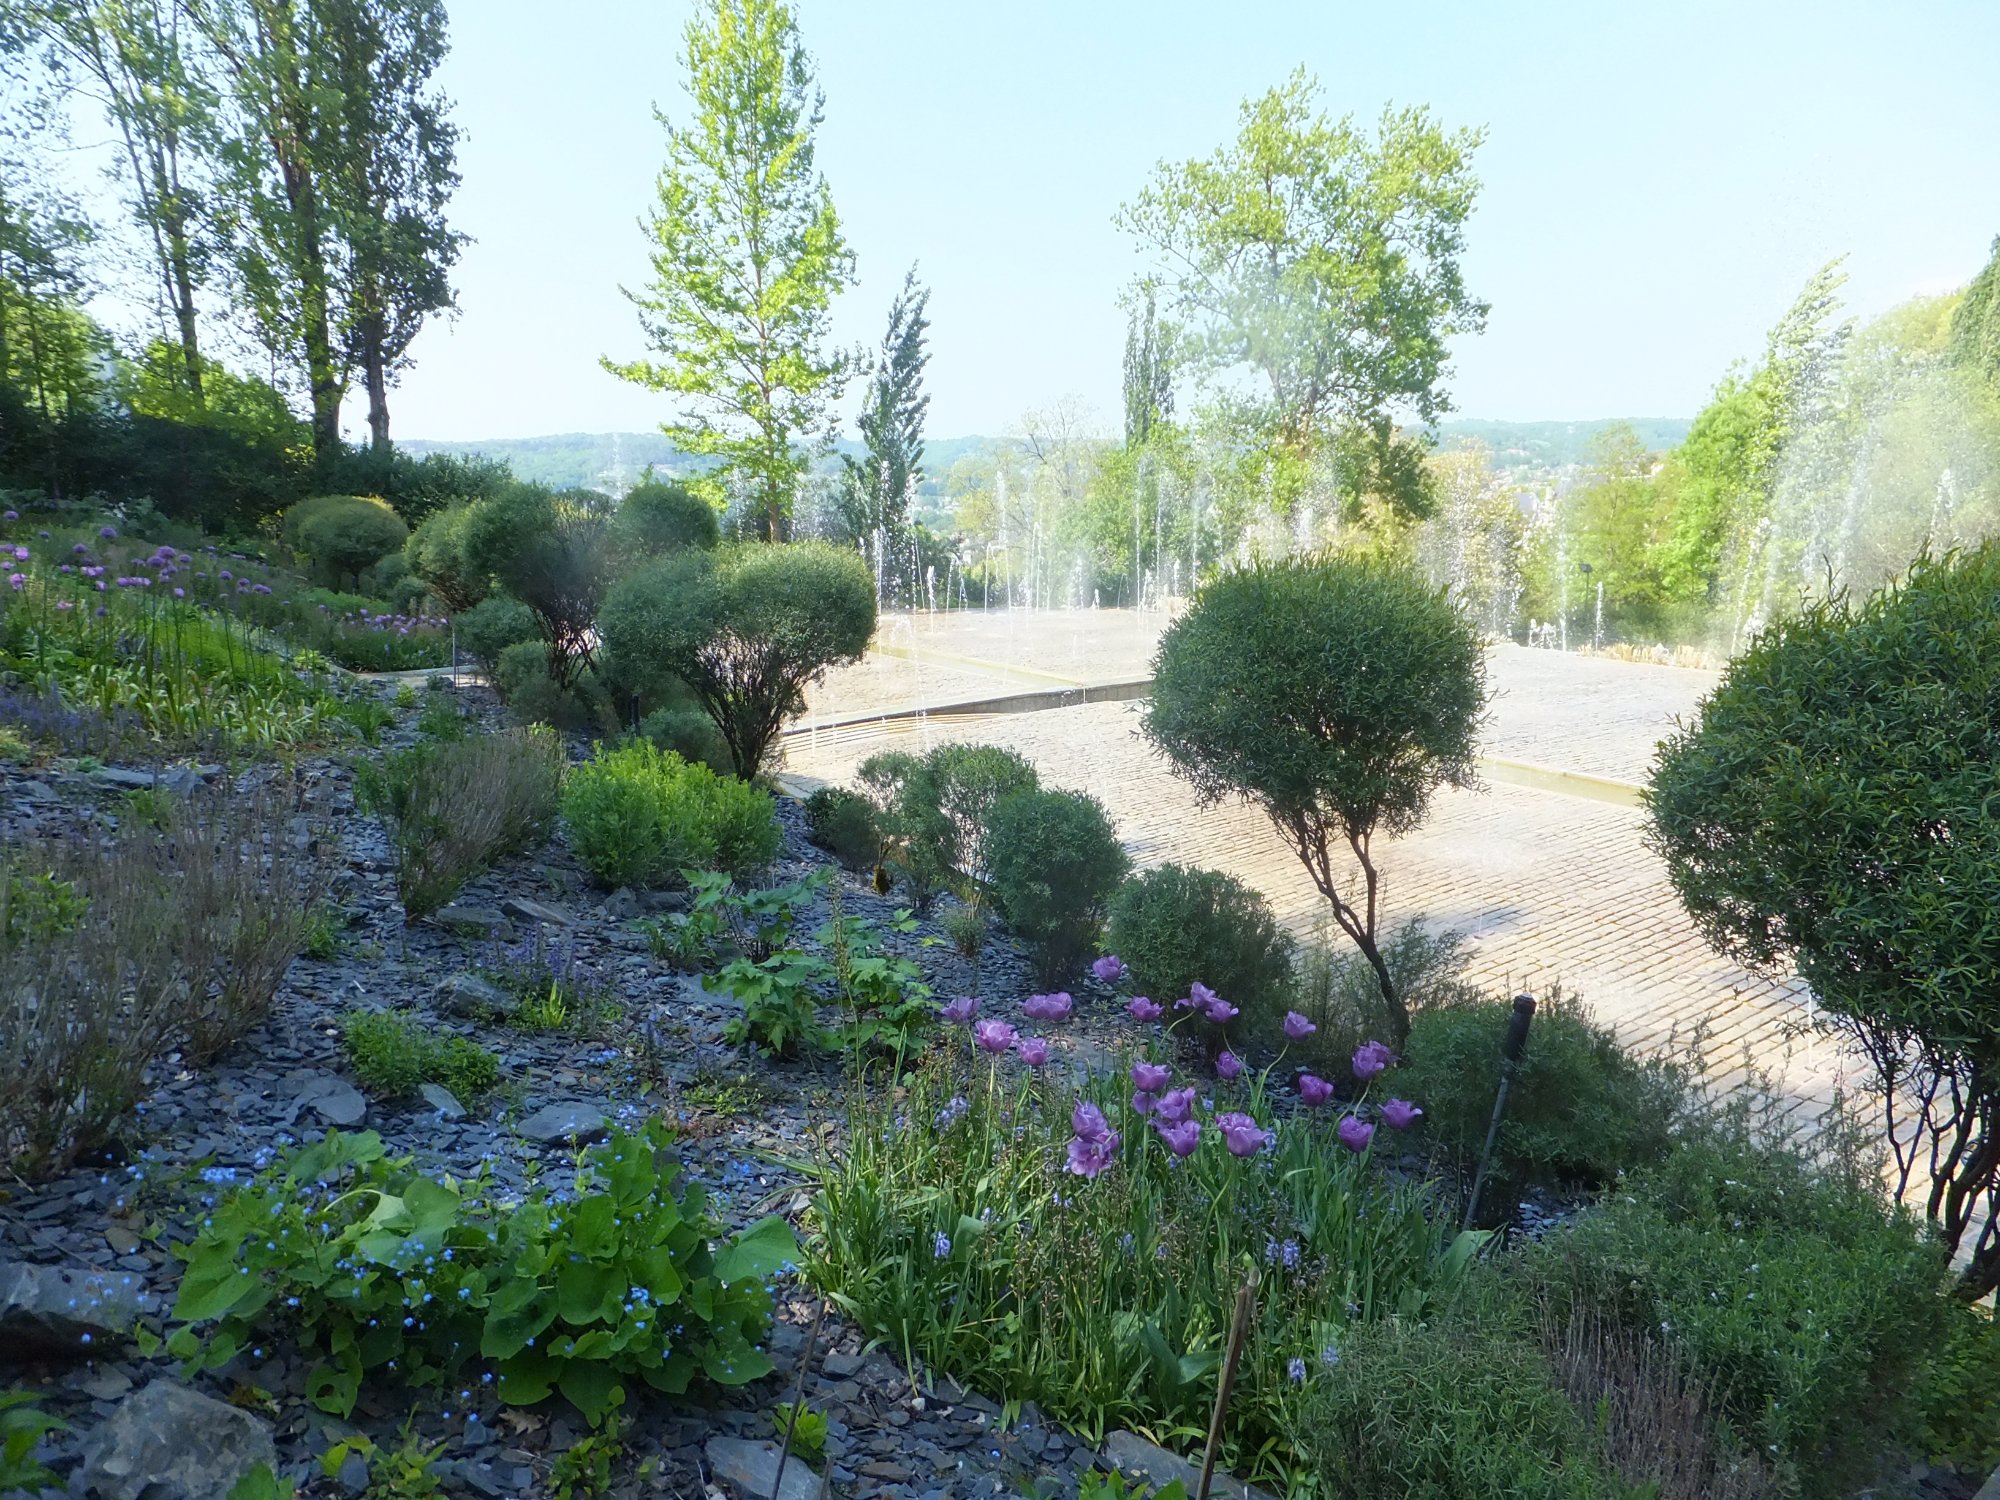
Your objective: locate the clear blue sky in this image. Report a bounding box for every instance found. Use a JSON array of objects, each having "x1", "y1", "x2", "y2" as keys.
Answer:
[{"x1": 387, "y1": 0, "x2": 2000, "y2": 443}]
